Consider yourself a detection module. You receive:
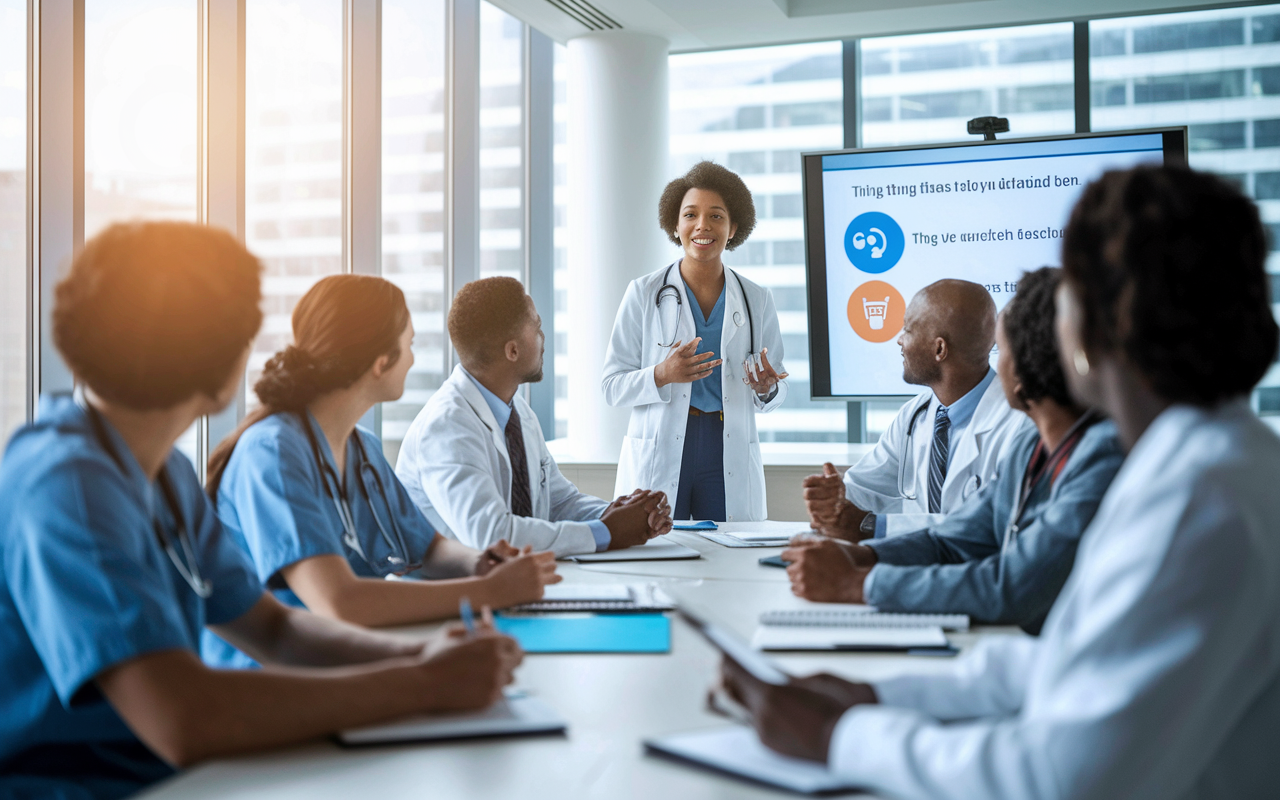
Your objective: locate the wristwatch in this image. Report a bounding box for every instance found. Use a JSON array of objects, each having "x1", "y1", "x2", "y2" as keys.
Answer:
[{"x1": 858, "y1": 513, "x2": 878, "y2": 537}]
